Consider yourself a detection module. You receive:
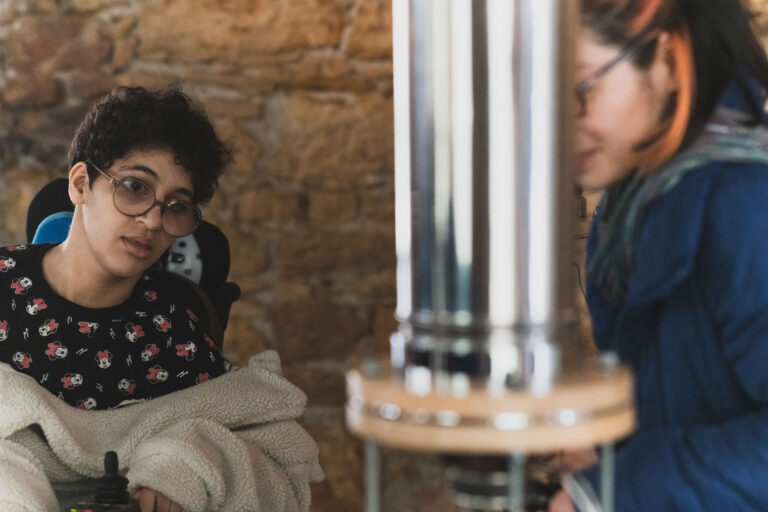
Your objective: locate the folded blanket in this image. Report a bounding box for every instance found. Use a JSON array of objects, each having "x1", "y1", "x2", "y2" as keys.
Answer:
[{"x1": 0, "y1": 350, "x2": 324, "y2": 512}]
